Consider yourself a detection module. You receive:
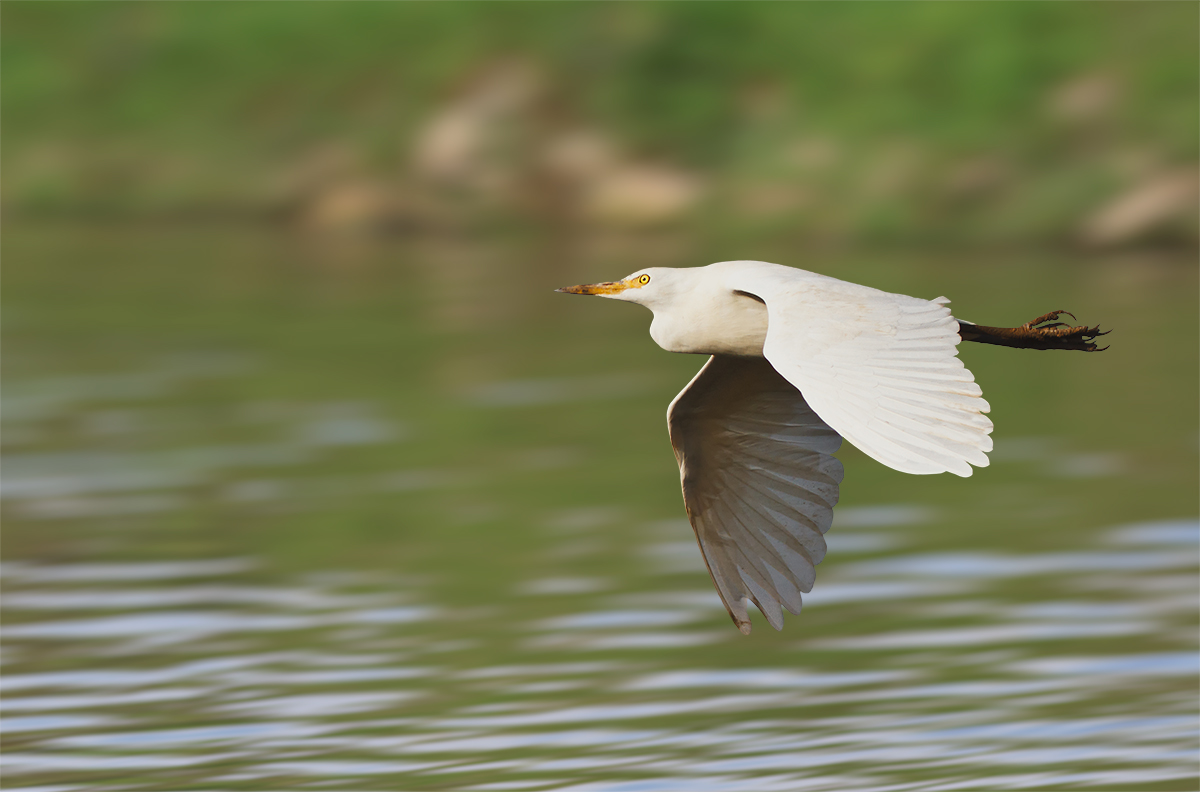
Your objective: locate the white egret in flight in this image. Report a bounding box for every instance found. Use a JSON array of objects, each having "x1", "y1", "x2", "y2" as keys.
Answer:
[{"x1": 557, "y1": 261, "x2": 1106, "y2": 634}]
